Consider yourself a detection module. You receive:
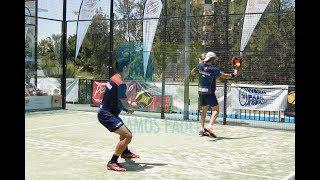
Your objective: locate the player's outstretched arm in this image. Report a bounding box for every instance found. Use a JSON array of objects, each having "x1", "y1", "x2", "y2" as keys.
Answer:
[{"x1": 220, "y1": 71, "x2": 238, "y2": 80}]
